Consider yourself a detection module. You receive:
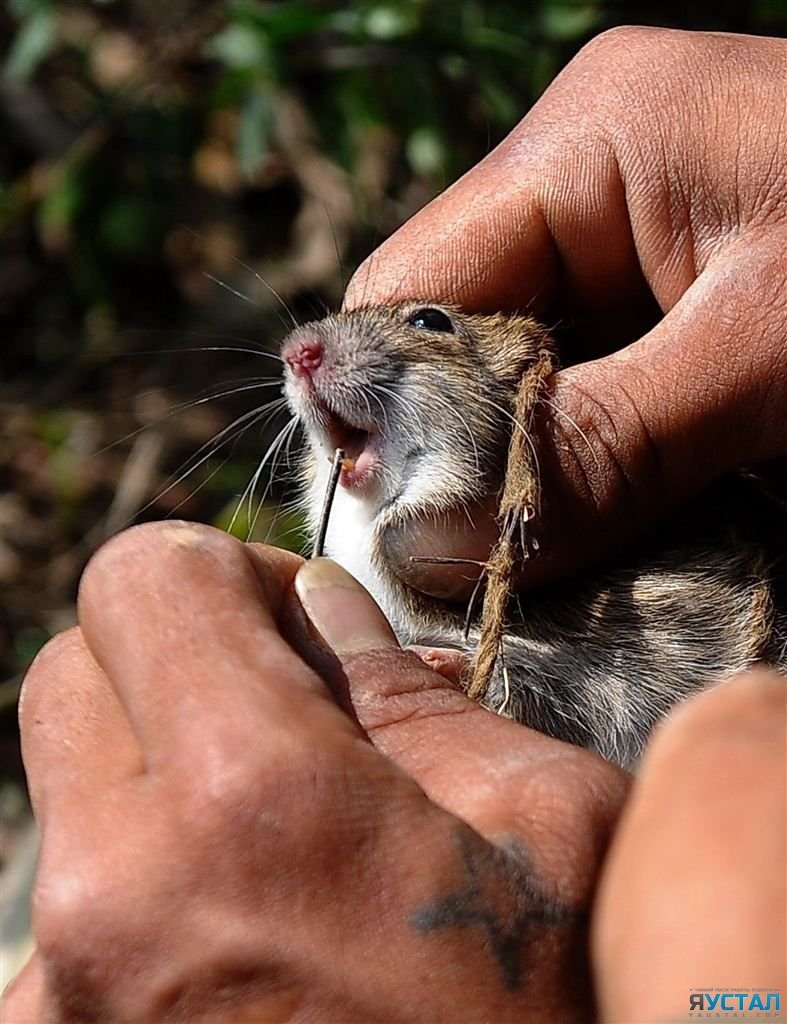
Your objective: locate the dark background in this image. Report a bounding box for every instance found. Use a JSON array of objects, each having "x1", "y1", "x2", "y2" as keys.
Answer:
[{"x1": 1, "y1": 0, "x2": 784, "y2": 803}]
